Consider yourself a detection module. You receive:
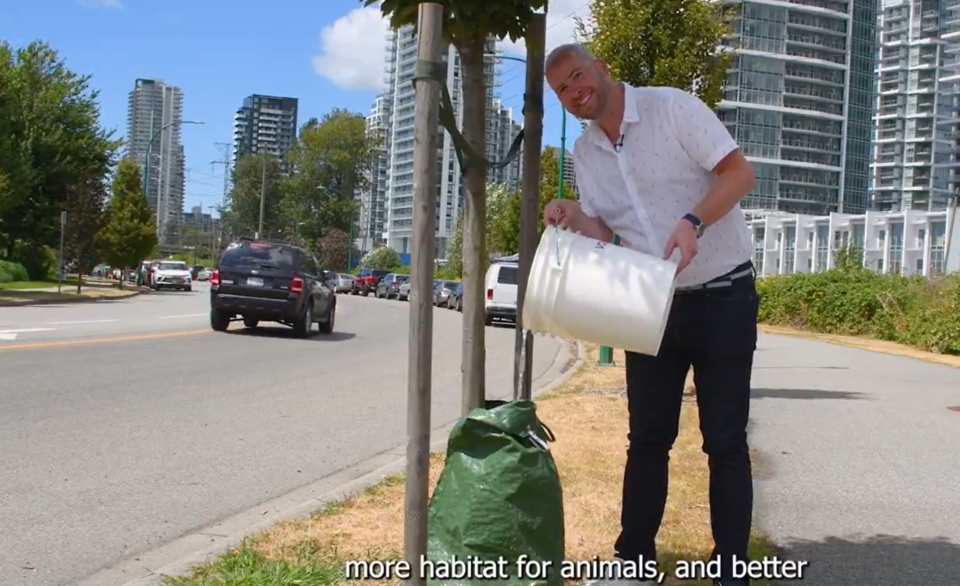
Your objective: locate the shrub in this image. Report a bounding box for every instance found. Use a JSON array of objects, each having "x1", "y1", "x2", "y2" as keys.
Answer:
[
  {"x1": 0, "y1": 260, "x2": 30, "y2": 283},
  {"x1": 757, "y1": 268, "x2": 960, "y2": 355}
]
